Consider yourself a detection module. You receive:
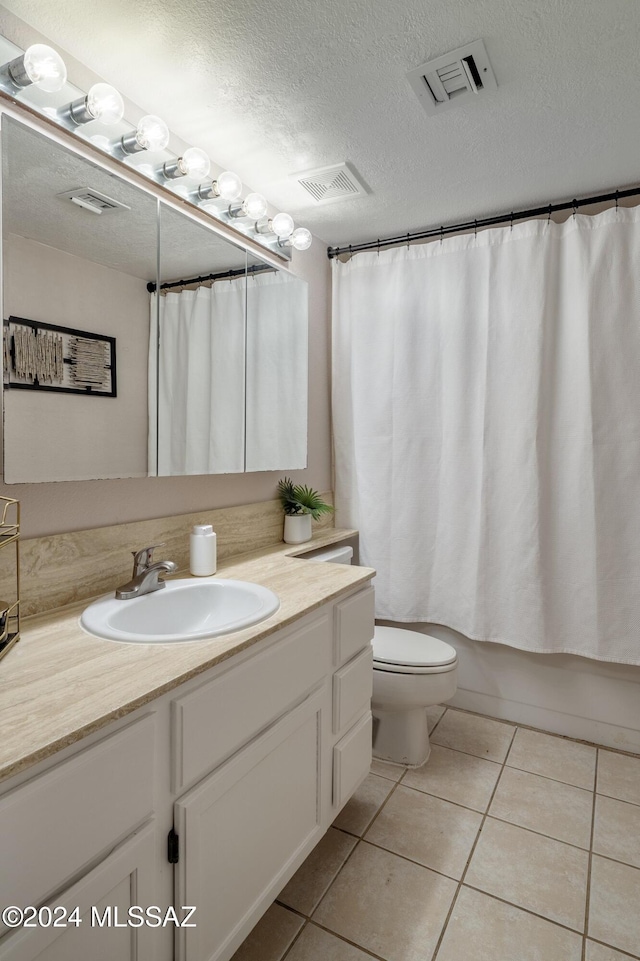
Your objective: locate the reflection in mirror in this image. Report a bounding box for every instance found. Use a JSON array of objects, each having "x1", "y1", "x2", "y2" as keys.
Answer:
[
  {"x1": 245, "y1": 253, "x2": 308, "y2": 472},
  {"x1": 152, "y1": 204, "x2": 248, "y2": 475},
  {"x1": 2, "y1": 117, "x2": 158, "y2": 482}
]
